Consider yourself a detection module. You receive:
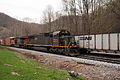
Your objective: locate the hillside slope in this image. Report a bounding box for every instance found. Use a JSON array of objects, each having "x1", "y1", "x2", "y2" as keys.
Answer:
[
  {"x1": 0, "y1": 11, "x2": 120, "y2": 38},
  {"x1": 0, "y1": 13, "x2": 42, "y2": 38}
]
